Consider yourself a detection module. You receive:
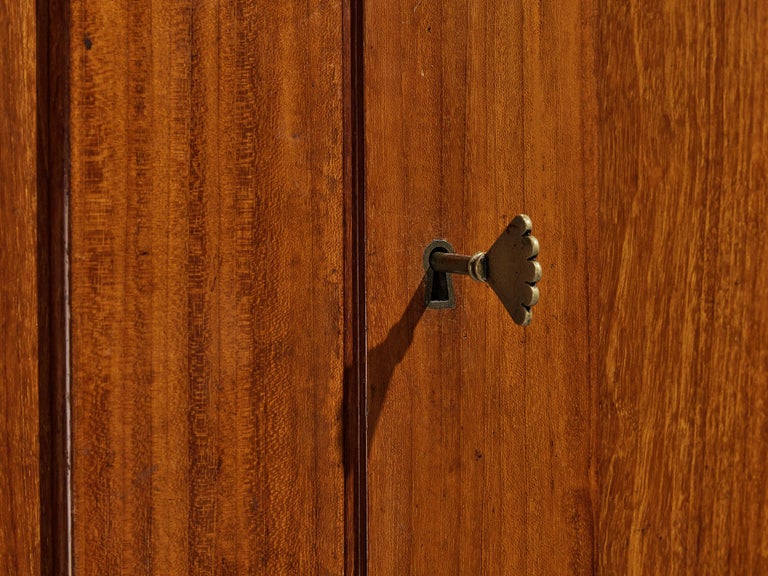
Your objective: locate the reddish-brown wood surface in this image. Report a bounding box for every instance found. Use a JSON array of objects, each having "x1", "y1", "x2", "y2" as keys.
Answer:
[
  {"x1": 0, "y1": 2, "x2": 43, "y2": 574},
  {"x1": 364, "y1": 1, "x2": 597, "y2": 573},
  {"x1": 68, "y1": 1, "x2": 346, "y2": 573},
  {"x1": 5, "y1": 1, "x2": 768, "y2": 574},
  {"x1": 598, "y1": 1, "x2": 768, "y2": 572}
]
